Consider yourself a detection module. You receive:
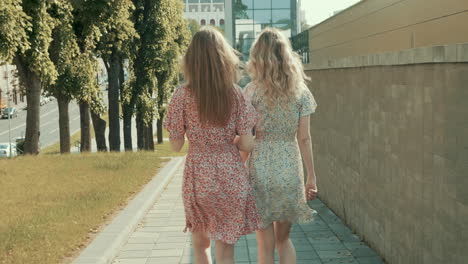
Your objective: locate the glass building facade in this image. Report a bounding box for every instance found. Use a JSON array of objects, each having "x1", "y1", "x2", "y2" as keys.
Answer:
[{"x1": 231, "y1": 0, "x2": 300, "y2": 59}]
